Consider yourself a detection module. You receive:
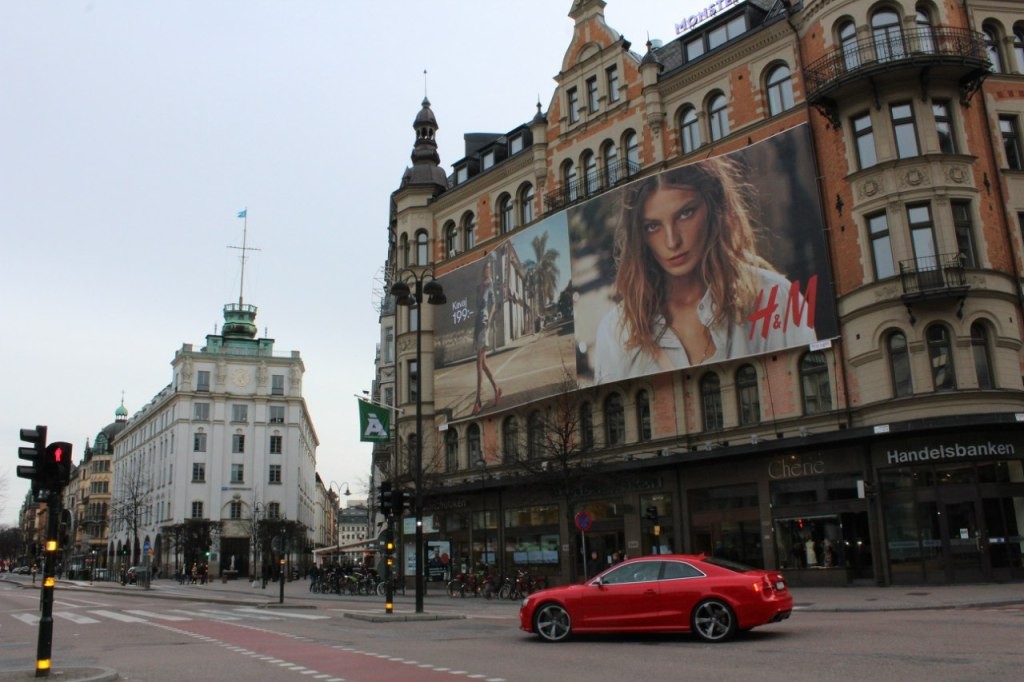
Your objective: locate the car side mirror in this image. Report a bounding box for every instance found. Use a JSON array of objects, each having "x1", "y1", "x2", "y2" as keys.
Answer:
[{"x1": 592, "y1": 576, "x2": 605, "y2": 587}]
